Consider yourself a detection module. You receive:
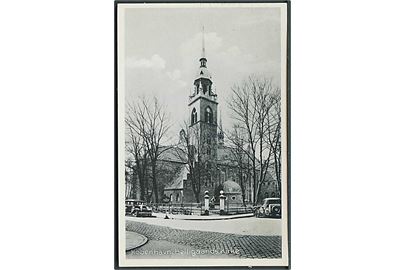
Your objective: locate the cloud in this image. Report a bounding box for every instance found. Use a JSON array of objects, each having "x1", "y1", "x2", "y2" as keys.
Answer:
[
  {"x1": 166, "y1": 69, "x2": 181, "y2": 81},
  {"x1": 166, "y1": 69, "x2": 187, "y2": 87},
  {"x1": 127, "y1": 54, "x2": 166, "y2": 70}
]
